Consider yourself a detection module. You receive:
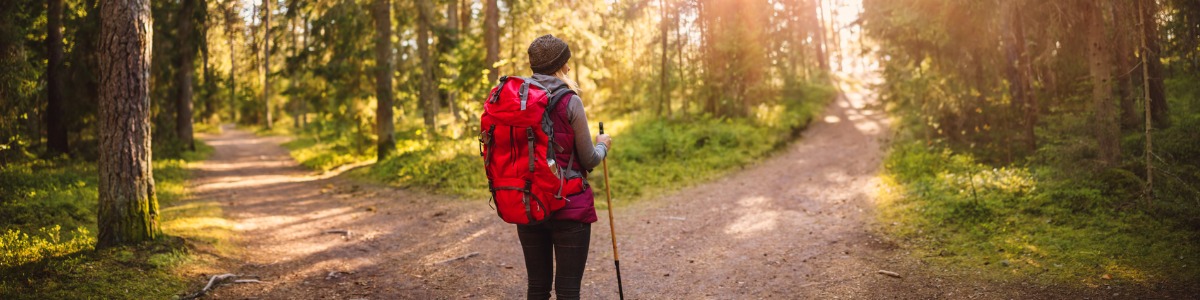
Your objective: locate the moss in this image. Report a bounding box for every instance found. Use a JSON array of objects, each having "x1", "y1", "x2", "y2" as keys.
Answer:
[
  {"x1": 0, "y1": 237, "x2": 192, "y2": 300},
  {"x1": 0, "y1": 141, "x2": 224, "y2": 299},
  {"x1": 877, "y1": 141, "x2": 1200, "y2": 286}
]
